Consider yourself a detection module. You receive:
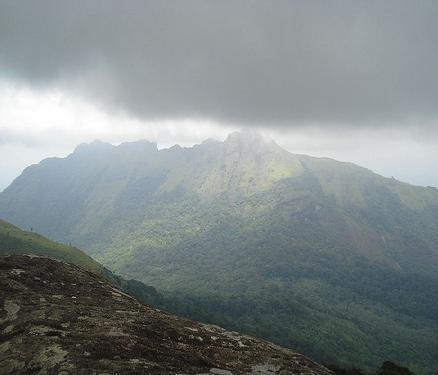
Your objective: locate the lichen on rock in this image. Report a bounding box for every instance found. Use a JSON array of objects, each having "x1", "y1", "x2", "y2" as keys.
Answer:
[{"x1": 0, "y1": 255, "x2": 333, "y2": 374}]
